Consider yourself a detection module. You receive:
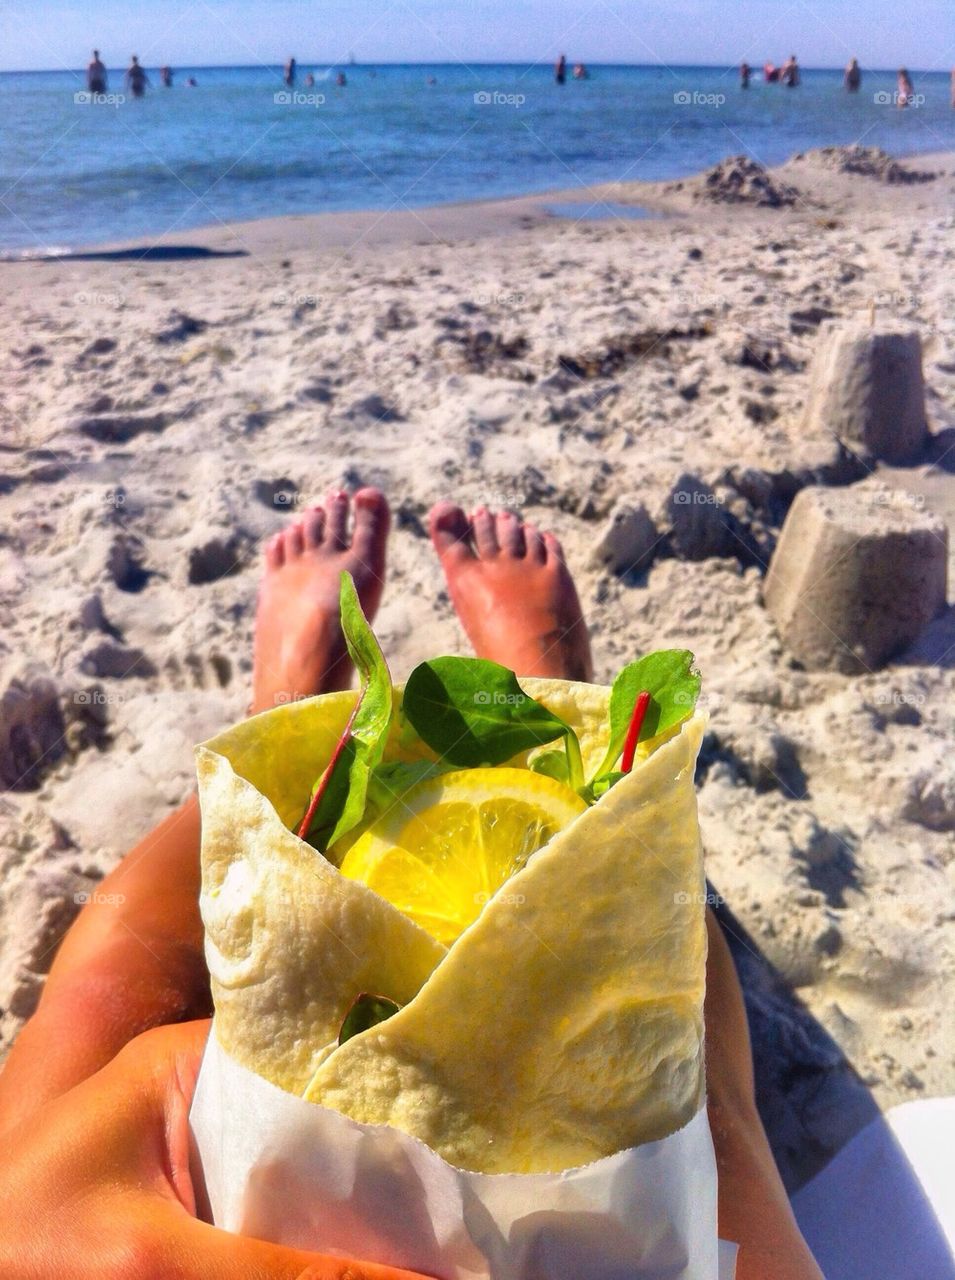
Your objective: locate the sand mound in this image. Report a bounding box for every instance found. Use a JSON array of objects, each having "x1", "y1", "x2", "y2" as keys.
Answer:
[
  {"x1": 793, "y1": 146, "x2": 938, "y2": 184},
  {"x1": 666, "y1": 156, "x2": 800, "y2": 207}
]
